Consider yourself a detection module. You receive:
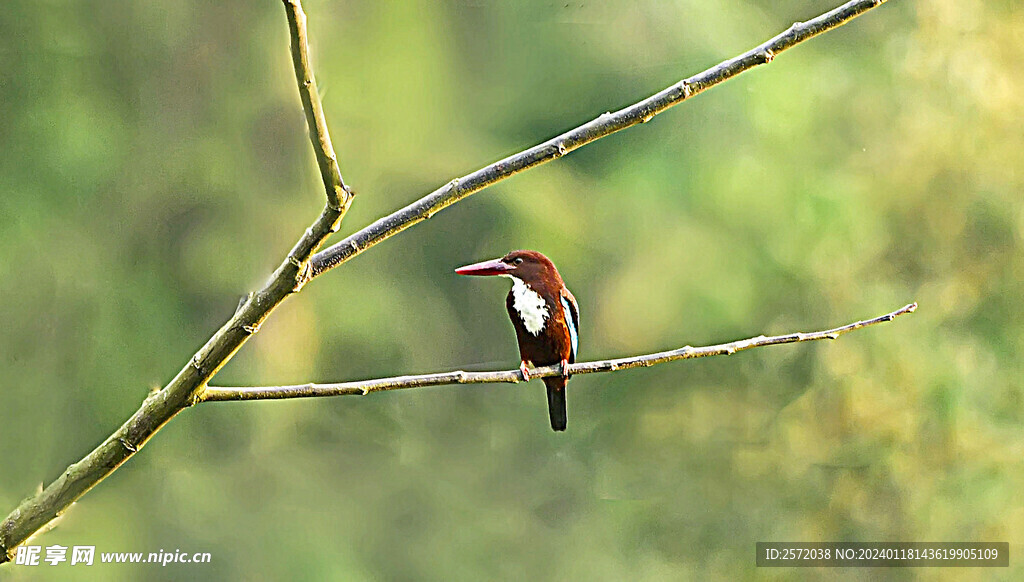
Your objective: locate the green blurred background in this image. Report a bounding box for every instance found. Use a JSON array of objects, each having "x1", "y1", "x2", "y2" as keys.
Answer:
[{"x1": 2, "y1": 0, "x2": 1022, "y2": 579}]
